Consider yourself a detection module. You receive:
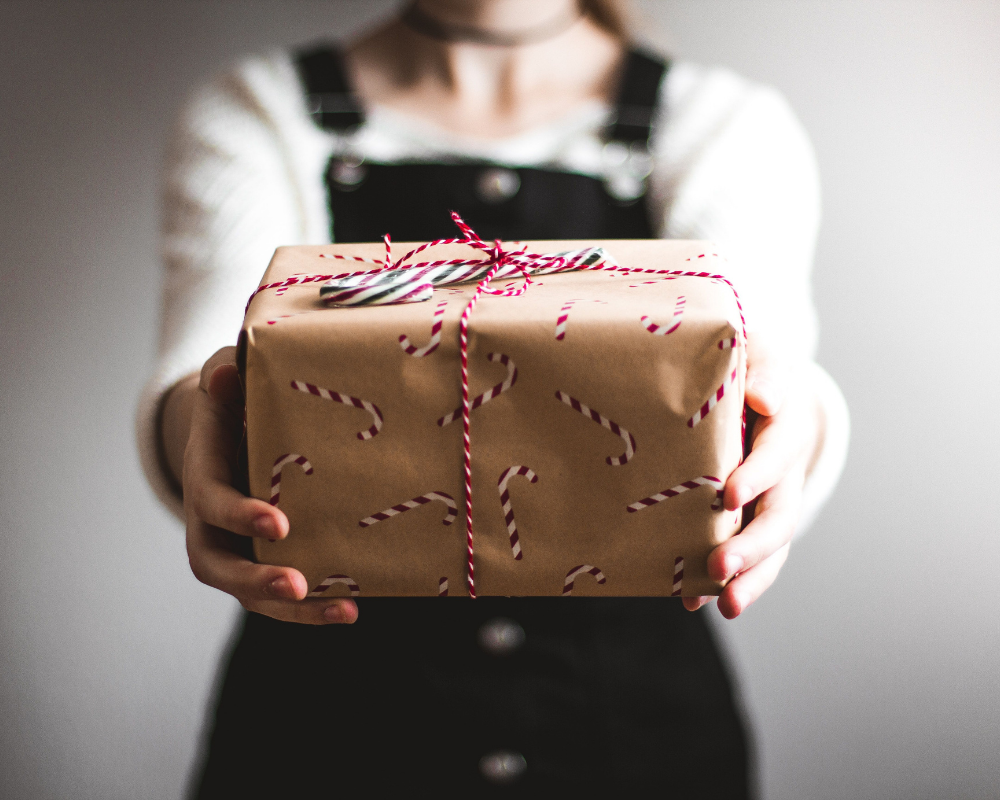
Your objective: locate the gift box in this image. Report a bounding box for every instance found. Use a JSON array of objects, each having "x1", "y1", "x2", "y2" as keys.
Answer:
[{"x1": 239, "y1": 234, "x2": 746, "y2": 598}]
